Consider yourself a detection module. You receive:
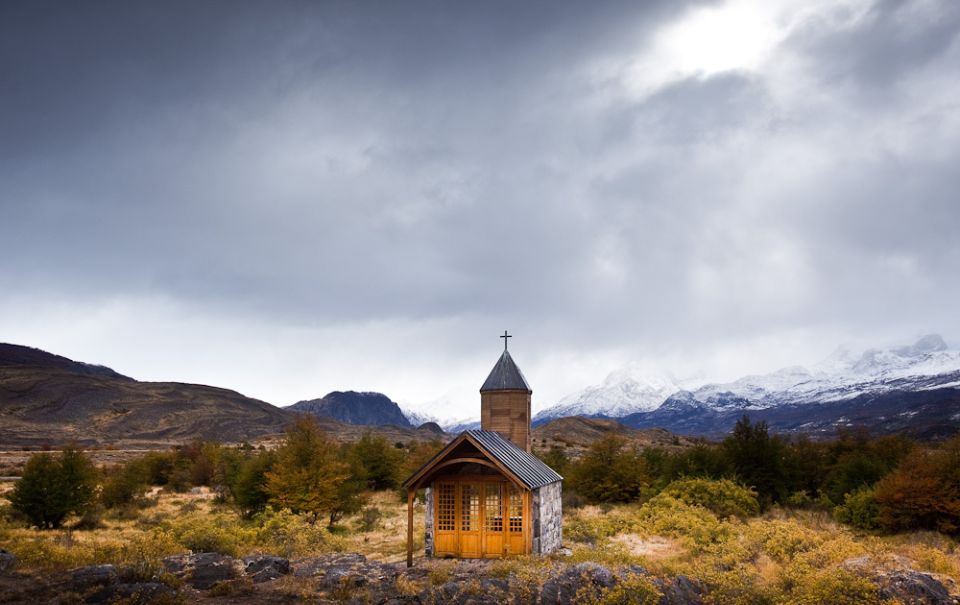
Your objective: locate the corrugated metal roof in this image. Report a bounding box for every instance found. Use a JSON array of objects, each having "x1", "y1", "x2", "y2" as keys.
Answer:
[
  {"x1": 466, "y1": 430, "x2": 562, "y2": 489},
  {"x1": 480, "y1": 350, "x2": 531, "y2": 392}
]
